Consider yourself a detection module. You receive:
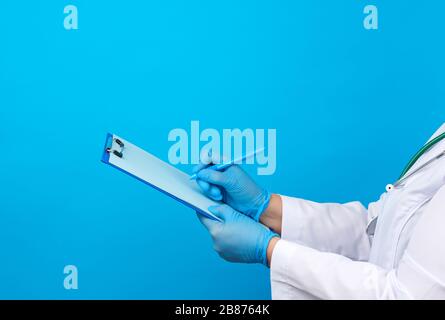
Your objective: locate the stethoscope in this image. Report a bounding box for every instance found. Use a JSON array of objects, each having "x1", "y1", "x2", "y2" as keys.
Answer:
[
  {"x1": 367, "y1": 131, "x2": 445, "y2": 237},
  {"x1": 385, "y1": 132, "x2": 445, "y2": 192}
]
